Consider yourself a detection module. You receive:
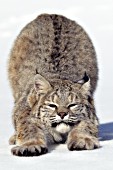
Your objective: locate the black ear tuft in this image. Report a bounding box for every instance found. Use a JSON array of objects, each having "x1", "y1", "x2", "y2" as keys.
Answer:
[
  {"x1": 83, "y1": 72, "x2": 89, "y2": 83},
  {"x1": 36, "y1": 69, "x2": 38, "y2": 74},
  {"x1": 77, "y1": 72, "x2": 89, "y2": 84},
  {"x1": 75, "y1": 72, "x2": 91, "y2": 94}
]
